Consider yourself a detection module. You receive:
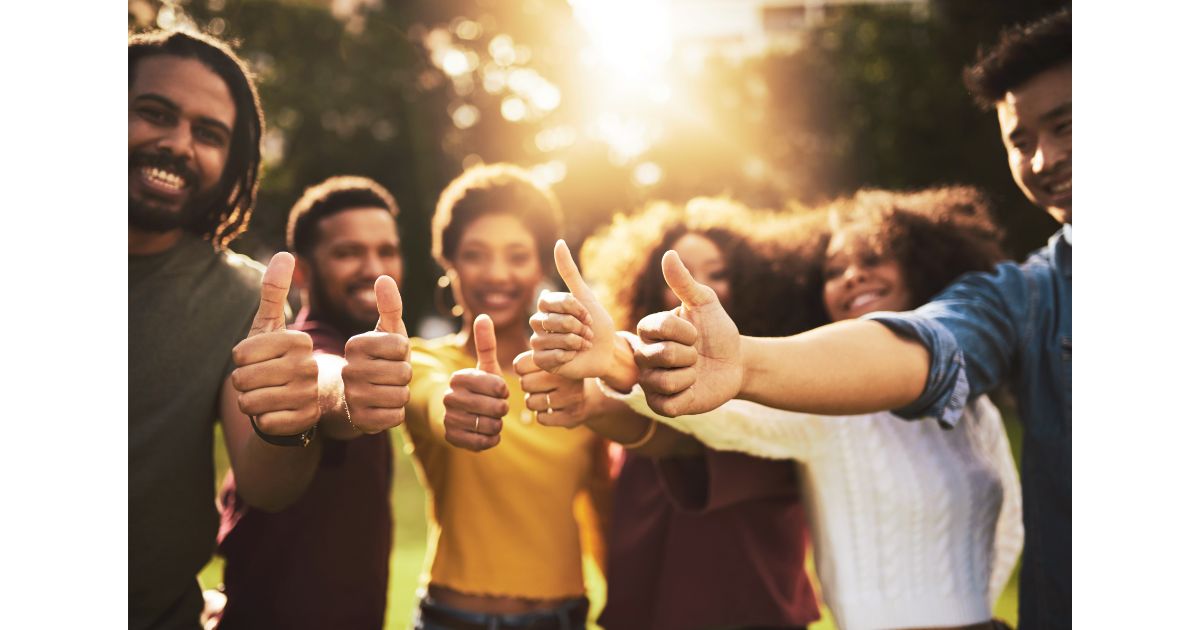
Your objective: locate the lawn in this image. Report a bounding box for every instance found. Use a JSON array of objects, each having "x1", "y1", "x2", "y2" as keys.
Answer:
[{"x1": 201, "y1": 412, "x2": 1023, "y2": 629}]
